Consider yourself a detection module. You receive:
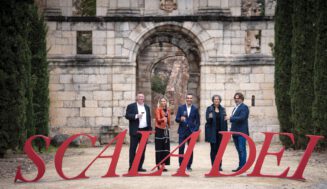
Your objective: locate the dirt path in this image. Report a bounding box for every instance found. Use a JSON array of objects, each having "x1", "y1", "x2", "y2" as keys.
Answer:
[{"x1": 0, "y1": 142, "x2": 326, "y2": 189}]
